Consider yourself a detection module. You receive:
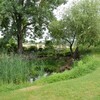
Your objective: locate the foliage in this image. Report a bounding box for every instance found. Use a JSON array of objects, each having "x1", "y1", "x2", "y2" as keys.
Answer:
[
  {"x1": 49, "y1": 20, "x2": 68, "y2": 51},
  {"x1": 0, "y1": 0, "x2": 66, "y2": 53},
  {"x1": 0, "y1": 37, "x2": 17, "y2": 53},
  {"x1": 29, "y1": 60, "x2": 45, "y2": 79},
  {"x1": 35, "y1": 54, "x2": 100, "y2": 84},
  {"x1": 49, "y1": 20, "x2": 64, "y2": 39},
  {"x1": 63, "y1": 0, "x2": 100, "y2": 47},
  {"x1": 0, "y1": 52, "x2": 68, "y2": 85},
  {"x1": 44, "y1": 40, "x2": 55, "y2": 57},
  {"x1": 49, "y1": 0, "x2": 100, "y2": 53},
  {"x1": 29, "y1": 56, "x2": 66, "y2": 78},
  {"x1": 6, "y1": 37, "x2": 17, "y2": 52},
  {"x1": 0, "y1": 57, "x2": 100, "y2": 100}
]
